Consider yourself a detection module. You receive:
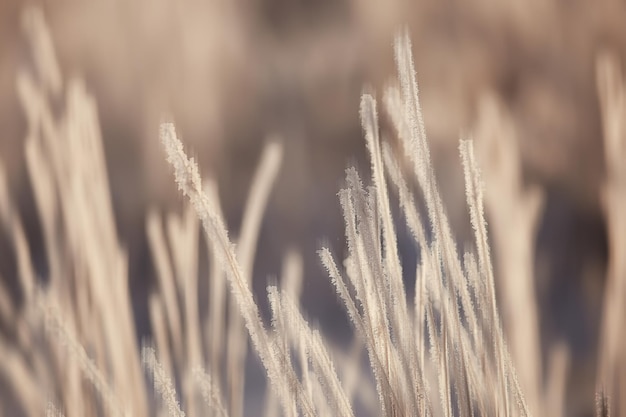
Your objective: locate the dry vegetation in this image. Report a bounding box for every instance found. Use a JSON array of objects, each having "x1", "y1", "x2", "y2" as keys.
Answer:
[{"x1": 0, "y1": 6, "x2": 625, "y2": 417}]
